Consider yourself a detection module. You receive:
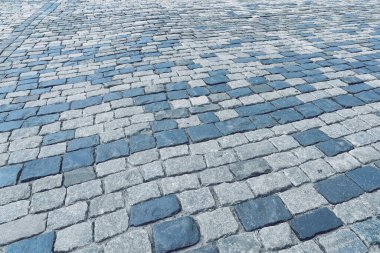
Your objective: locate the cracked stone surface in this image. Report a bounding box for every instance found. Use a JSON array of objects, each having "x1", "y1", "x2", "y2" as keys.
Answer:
[{"x1": 0, "y1": 0, "x2": 380, "y2": 252}]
